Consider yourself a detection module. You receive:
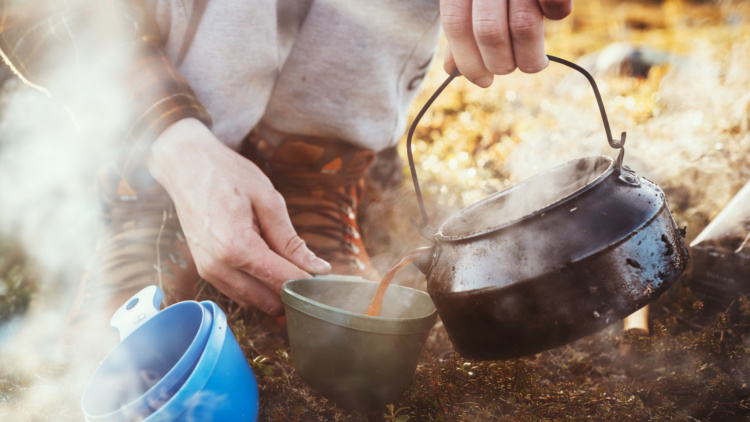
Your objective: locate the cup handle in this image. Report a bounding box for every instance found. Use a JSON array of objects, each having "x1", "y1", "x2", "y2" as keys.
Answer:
[{"x1": 109, "y1": 285, "x2": 164, "y2": 342}]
